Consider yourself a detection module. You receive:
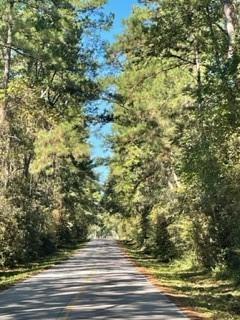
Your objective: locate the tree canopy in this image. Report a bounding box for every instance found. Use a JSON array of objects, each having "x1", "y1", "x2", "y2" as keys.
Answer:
[
  {"x1": 0, "y1": 0, "x2": 108, "y2": 266},
  {"x1": 104, "y1": 0, "x2": 240, "y2": 269},
  {"x1": 1, "y1": 0, "x2": 240, "y2": 273}
]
